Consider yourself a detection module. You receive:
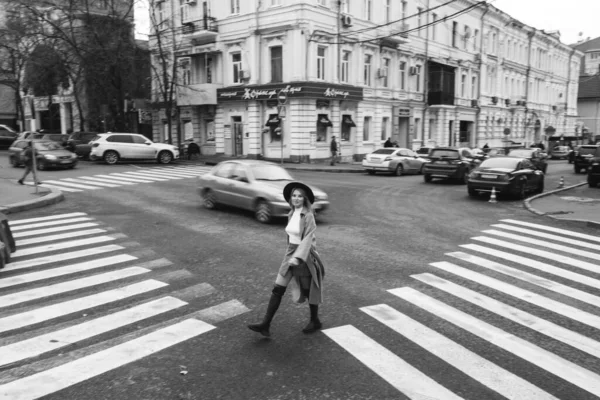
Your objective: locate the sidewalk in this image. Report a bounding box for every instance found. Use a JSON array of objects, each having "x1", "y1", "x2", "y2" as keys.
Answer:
[{"x1": 0, "y1": 179, "x2": 64, "y2": 215}]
